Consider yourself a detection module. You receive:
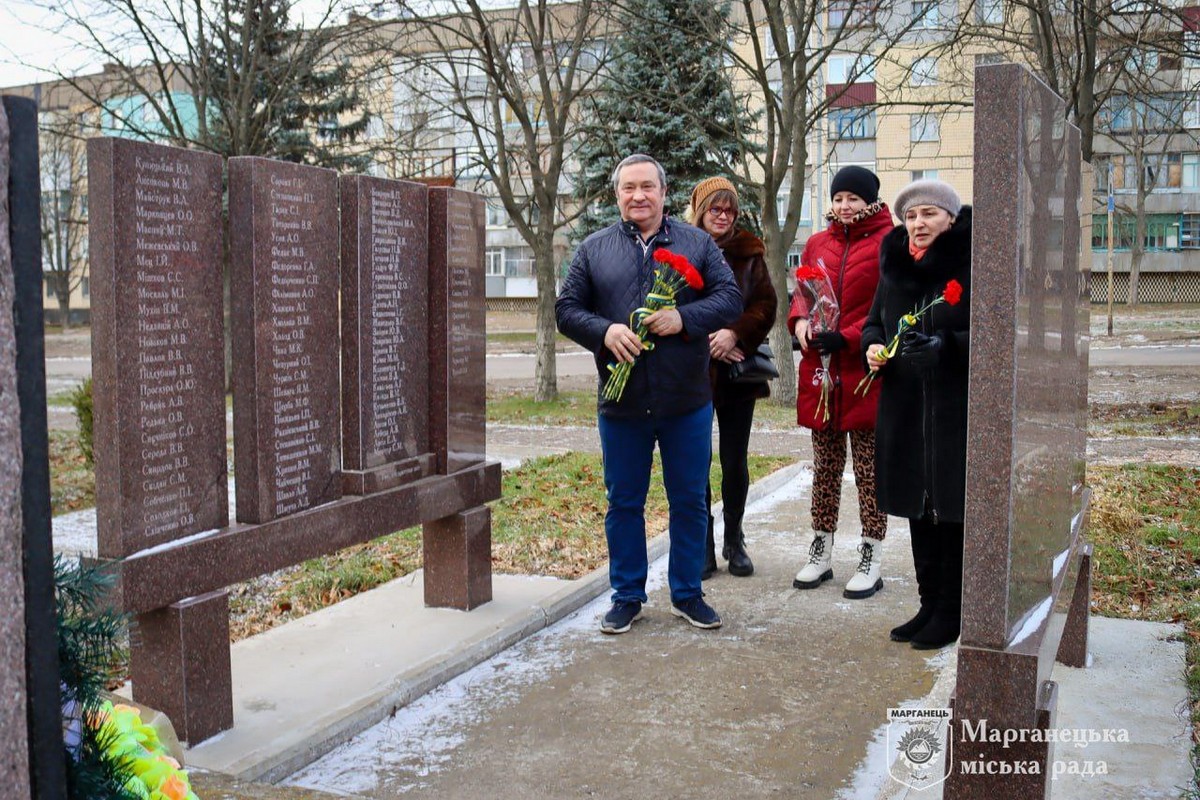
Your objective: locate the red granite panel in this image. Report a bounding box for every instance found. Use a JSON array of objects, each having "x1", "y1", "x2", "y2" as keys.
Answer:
[
  {"x1": 428, "y1": 187, "x2": 486, "y2": 474},
  {"x1": 87, "y1": 138, "x2": 227, "y2": 558},
  {"x1": 229, "y1": 157, "x2": 341, "y2": 523},
  {"x1": 339, "y1": 175, "x2": 433, "y2": 493}
]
